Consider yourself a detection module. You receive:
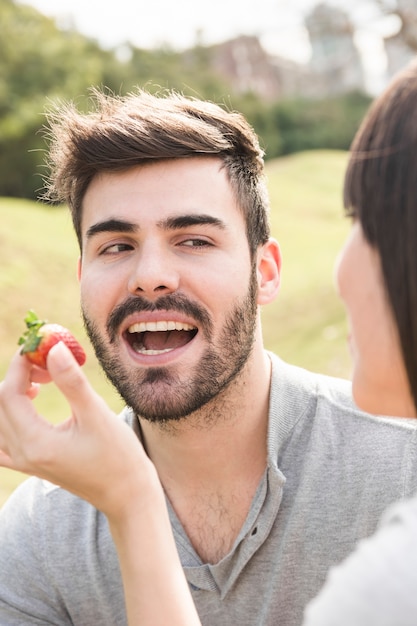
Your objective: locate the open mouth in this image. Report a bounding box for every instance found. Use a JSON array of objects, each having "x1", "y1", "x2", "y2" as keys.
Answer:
[{"x1": 125, "y1": 320, "x2": 198, "y2": 355}]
